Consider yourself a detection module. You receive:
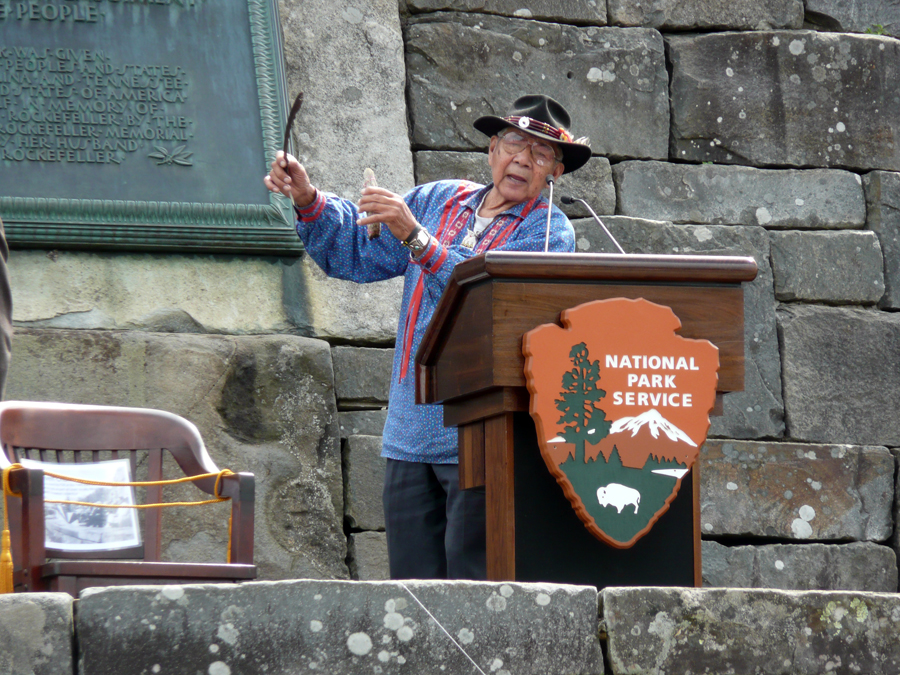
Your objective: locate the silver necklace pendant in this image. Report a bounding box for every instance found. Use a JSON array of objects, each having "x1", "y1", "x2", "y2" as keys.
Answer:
[{"x1": 461, "y1": 231, "x2": 477, "y2": 250}]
